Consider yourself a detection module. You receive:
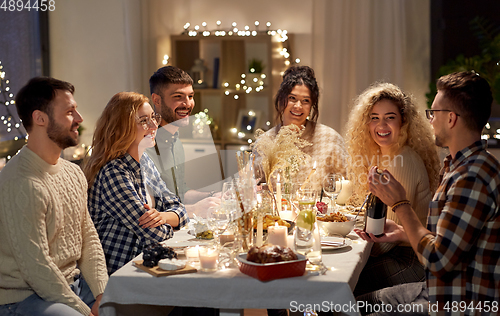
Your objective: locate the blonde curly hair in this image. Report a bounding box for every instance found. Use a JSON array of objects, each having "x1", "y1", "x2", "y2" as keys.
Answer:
[{"x1": 345, "y1": 82, "x2": 440, "y2": 205}]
